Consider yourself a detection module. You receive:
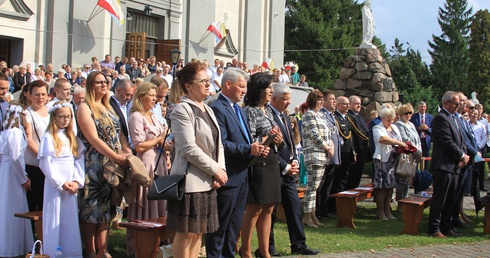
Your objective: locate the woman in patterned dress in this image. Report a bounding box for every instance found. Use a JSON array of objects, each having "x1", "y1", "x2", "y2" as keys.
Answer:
[
  {"x1": 76, "y1": 71, "x2": 132, "y2": 258},
  {"x1": 301, "y1": 90, "x2": 334, "y2": 227},
  {"x1": 373, "y1": 107, "x2": 407, "y2": 221},
  {"x1": 239, "y1": 72, "x2": 284, "y2": 258}
]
